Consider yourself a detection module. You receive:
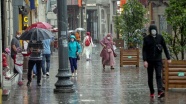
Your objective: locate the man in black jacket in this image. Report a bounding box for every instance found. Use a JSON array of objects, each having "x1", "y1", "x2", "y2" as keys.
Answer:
[{"x1": 142, "y1": 24, "x2": 171, "y2": 98}]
